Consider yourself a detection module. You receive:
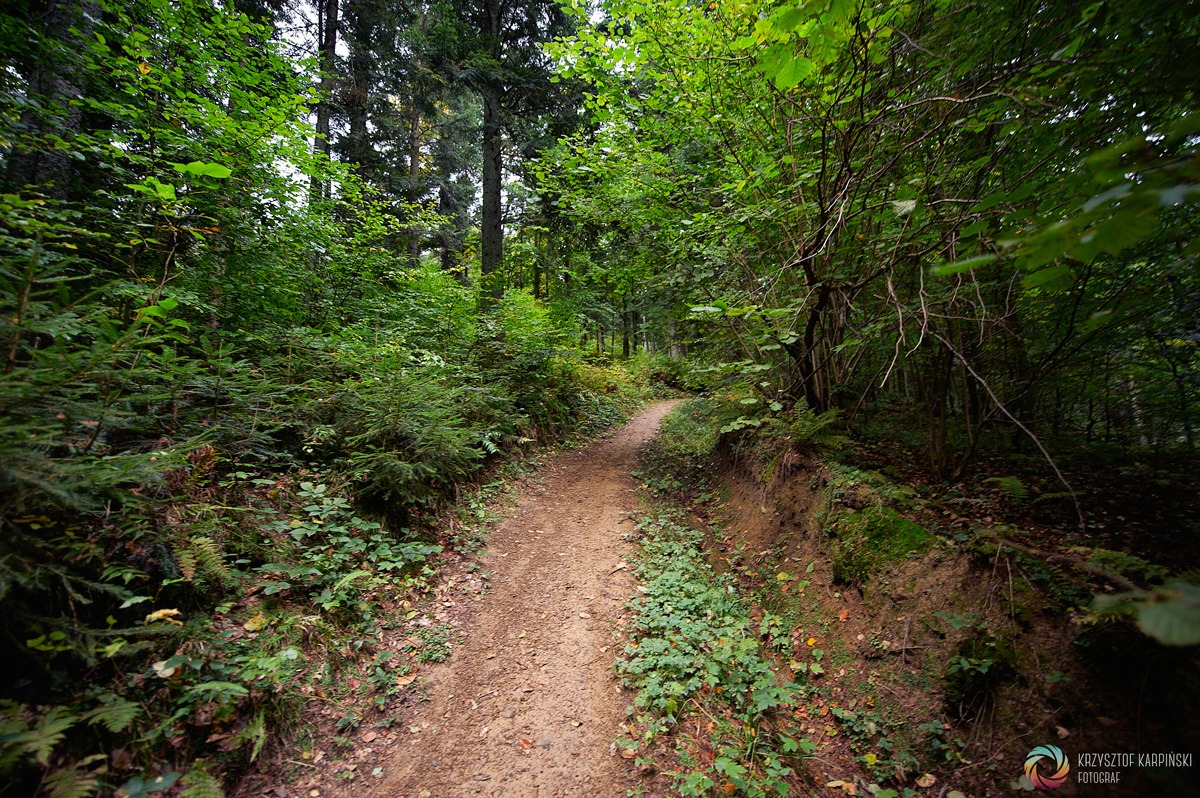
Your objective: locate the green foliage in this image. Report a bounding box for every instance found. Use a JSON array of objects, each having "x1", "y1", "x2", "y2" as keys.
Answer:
[
  {"x1": 1093, "y1": 581, "x2": 1200, "y2": 647},
  {"x1": 545, "y1": 0, "x2": 1200, "y2": 480},
  {"x1": 983, "y1": 476, "x2": 1030, "y2": 505},
  {"x1": 656, "y1": 398, "x2": 726, "y2": 461},
  {"x1": 0, "y1": 1, "x2": 637, "y2": 791},
  {"x1": 940, "y1": 627, "x2": 1016, "y2": 719},
  {"x1": 179, "y1": 762, "x2": 224, "y2": 798},
  {"x1": 619, "y1": 508, "x2": 802, "y2": 795},
  {"x1": 256, "y1": 480, "x2": 441, "y2": 616}
]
